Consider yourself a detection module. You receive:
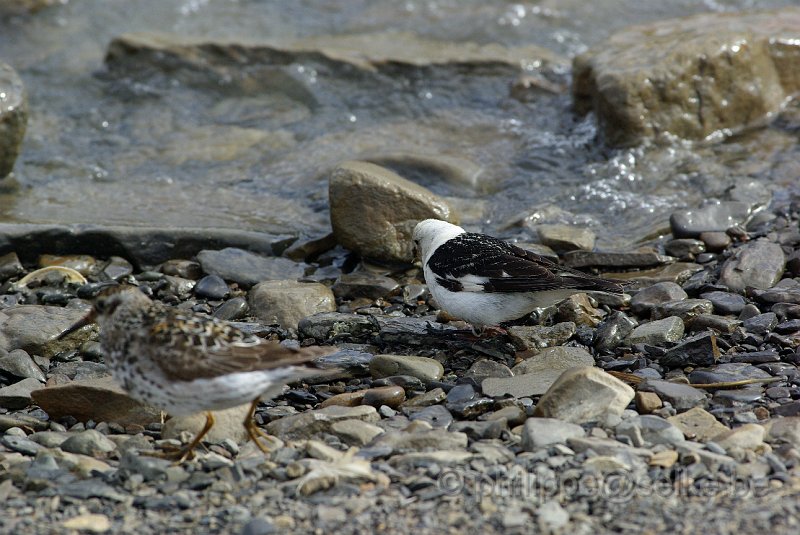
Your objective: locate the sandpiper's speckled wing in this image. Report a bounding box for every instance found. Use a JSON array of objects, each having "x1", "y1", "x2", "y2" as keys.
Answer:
[
  {"x1": 147, "y1": 309, "x2": 332, "y2": 382},
  {"x1": 427, "y1": 233, "x2": 625, "y2": 294}
]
